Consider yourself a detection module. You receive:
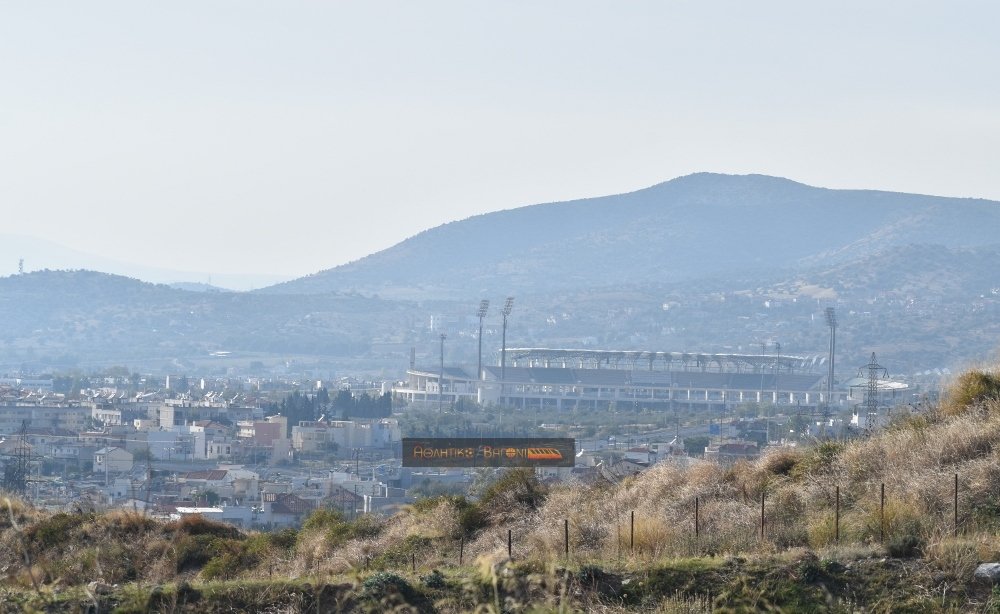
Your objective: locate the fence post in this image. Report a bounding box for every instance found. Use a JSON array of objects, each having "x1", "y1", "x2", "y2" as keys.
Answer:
[
  {"x1": 760, "y1": 491, "x2": 765, "y2": 541},
  {"x1": 411, "y1": 552, "x2": 415, "y2": 573},
  {"x1": 564, "y1": 518, "x2": 569, "y2": 558},
  {"x1": 630, "y1": 510, "x2": 635, "y2": 553},
  {"x1": 460, "y1": 535, "x2": 464, "y2": 565},
  {"x1": 954, "y1": 473, "x2": 959, "y2": 538},
  {"x1": 695, "y1": 497, "x2": 700, "y2": 539},
  {"x1": 835, "y1": 486, "x2": 840, "y2": 544},
  {"x1": 508, "y1": 528, "x2": 512, "y2": 559},
  {"x1": 880, "y1": 483, "x2": 885, "y2": 543}
]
